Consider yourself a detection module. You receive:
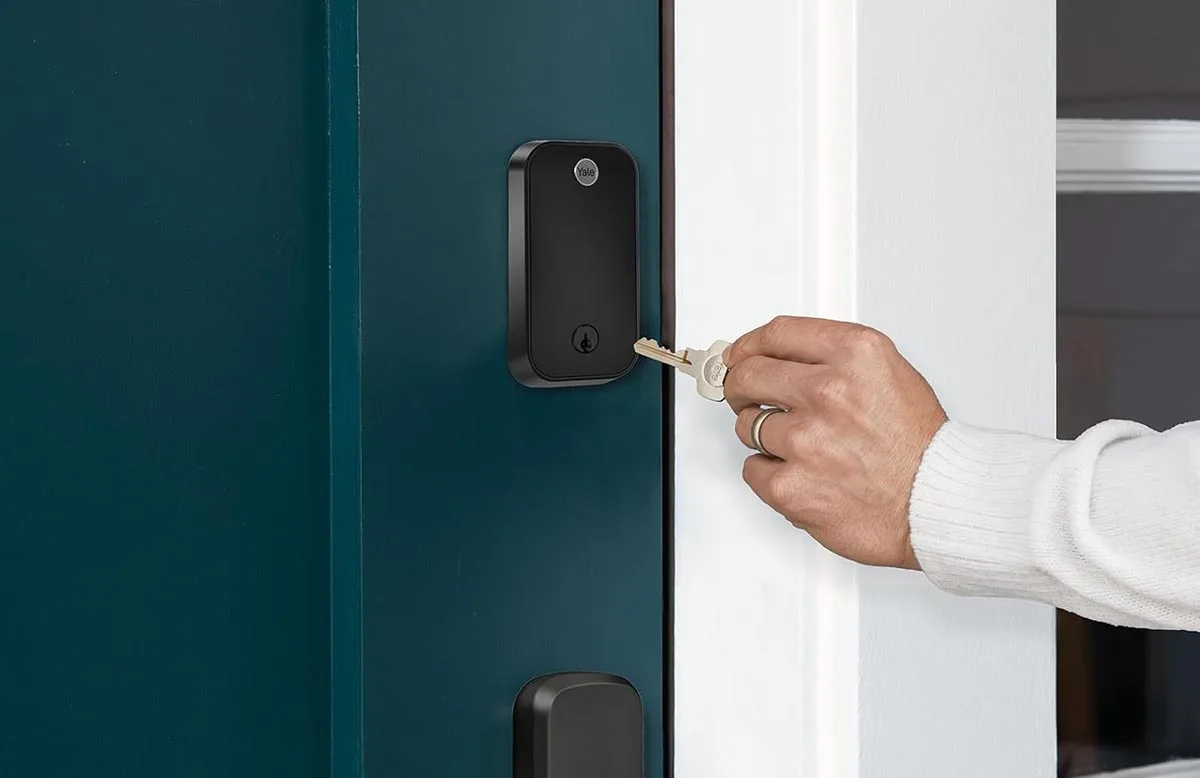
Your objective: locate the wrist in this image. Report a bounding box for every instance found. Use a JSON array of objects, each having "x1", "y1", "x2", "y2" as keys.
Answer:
[{"x1": 907, "y1": 421, "x2": 1064, "y2": 595}]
